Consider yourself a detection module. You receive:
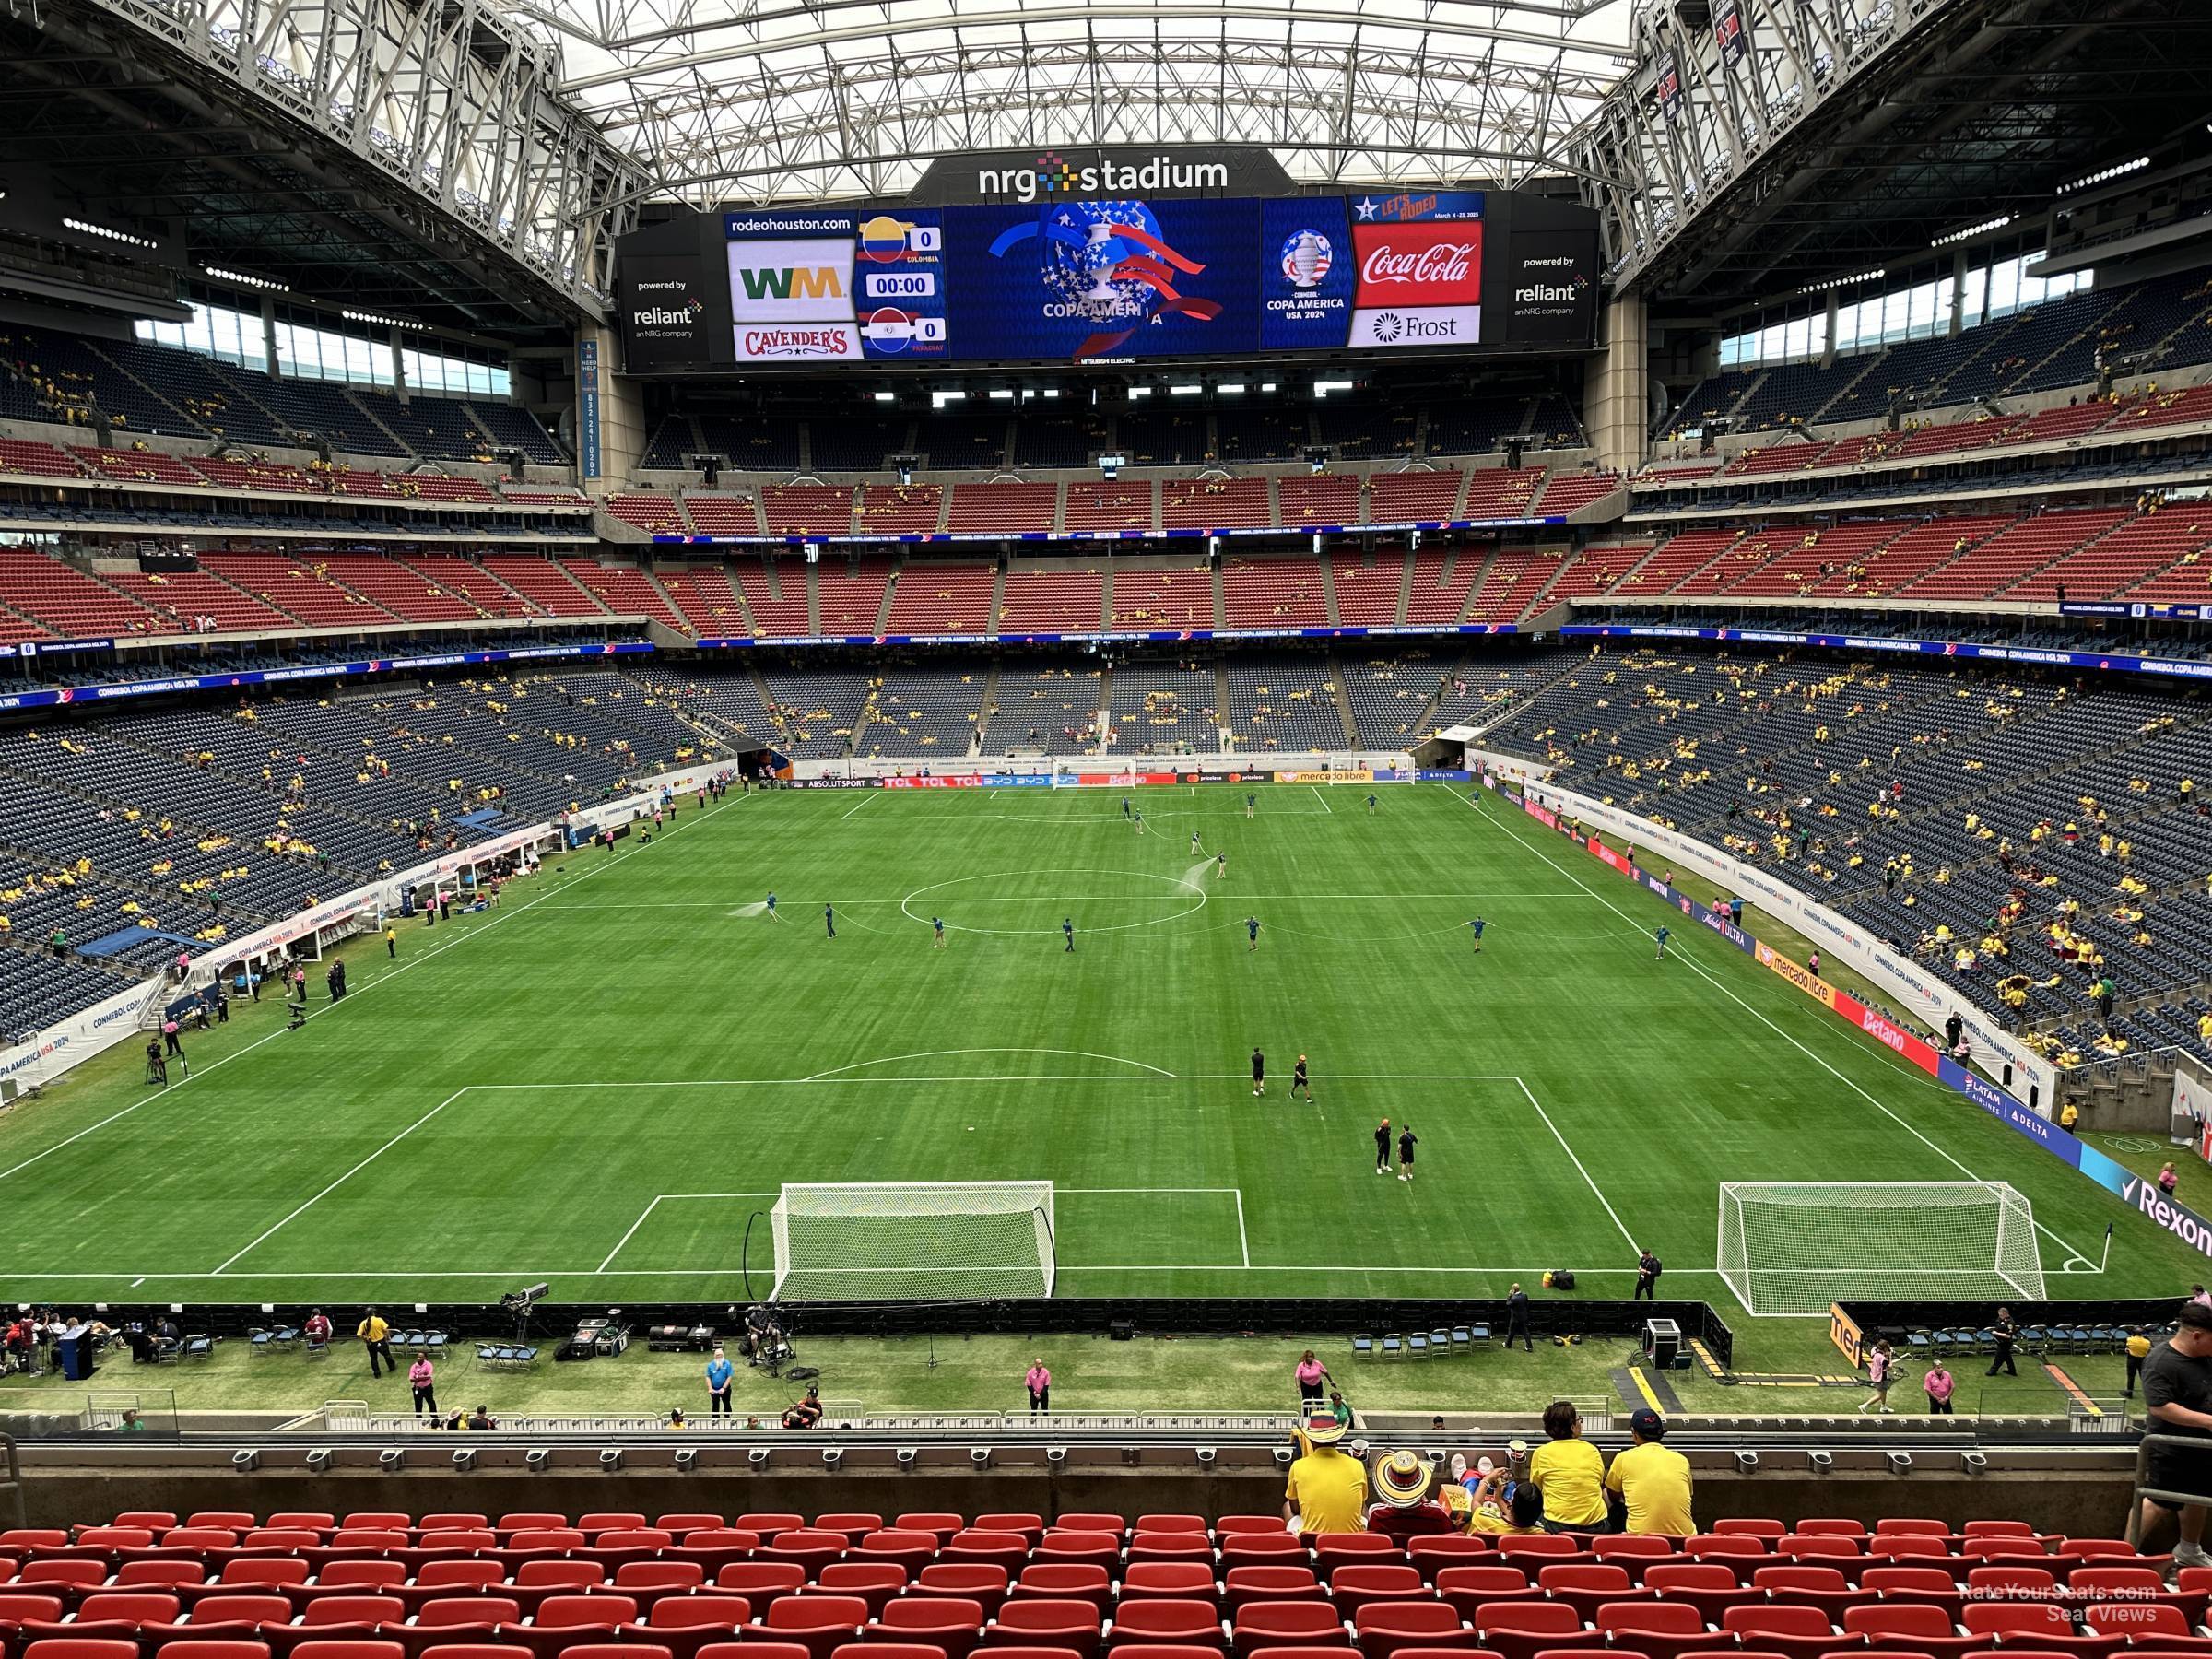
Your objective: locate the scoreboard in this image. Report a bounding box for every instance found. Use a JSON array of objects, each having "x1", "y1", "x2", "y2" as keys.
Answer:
[{"x1": 618, "y1": 188, "x2": 1599, "y2": 372}]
